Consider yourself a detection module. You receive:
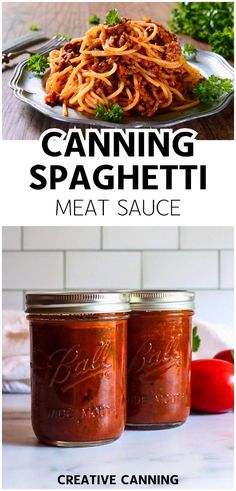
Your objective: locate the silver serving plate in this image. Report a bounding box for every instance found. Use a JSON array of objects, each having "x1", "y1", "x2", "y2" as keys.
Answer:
[{"x1": 9, "y1": 49, "x2": 234, "y2": 128}]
